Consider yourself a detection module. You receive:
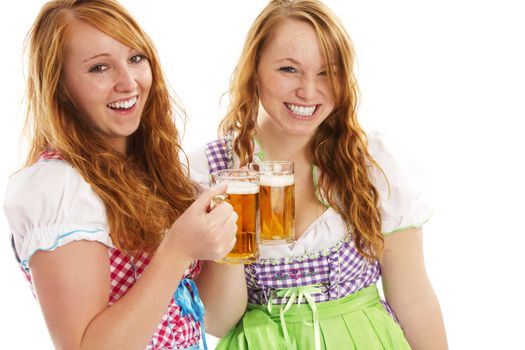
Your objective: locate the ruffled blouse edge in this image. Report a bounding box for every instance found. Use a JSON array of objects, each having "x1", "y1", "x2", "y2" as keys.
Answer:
[
  {"x1": 19, "y1": 228, "x2": 113, "y2": 272},
  {"x1": 382, "y1": 210, "x2": 433, "y2": 236}
]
